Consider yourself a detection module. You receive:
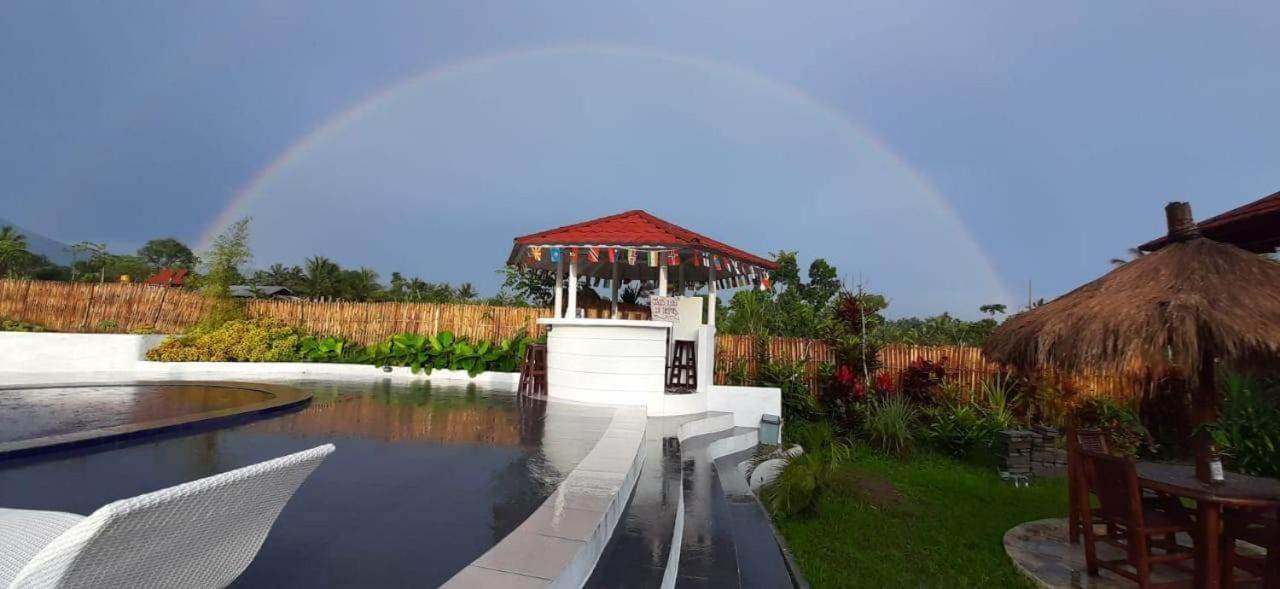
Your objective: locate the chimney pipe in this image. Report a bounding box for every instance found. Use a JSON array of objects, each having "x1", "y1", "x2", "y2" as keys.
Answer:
[{"x1": 1165, "y1": 202, "x2": 1200, "y2": 242}]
